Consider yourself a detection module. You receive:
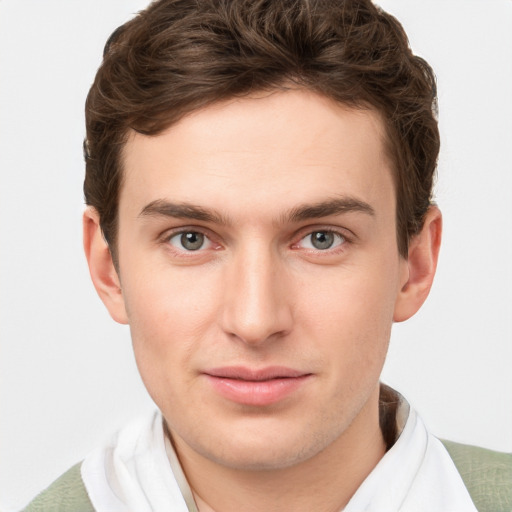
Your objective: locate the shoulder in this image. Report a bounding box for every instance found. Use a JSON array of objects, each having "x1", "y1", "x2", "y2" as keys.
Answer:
[
  {"x1": 441, "y1": 439, "x2": 512, "y2": 512},
  {"x1": 22, "y1": 462, "x2": 95, "y2": 512}
]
